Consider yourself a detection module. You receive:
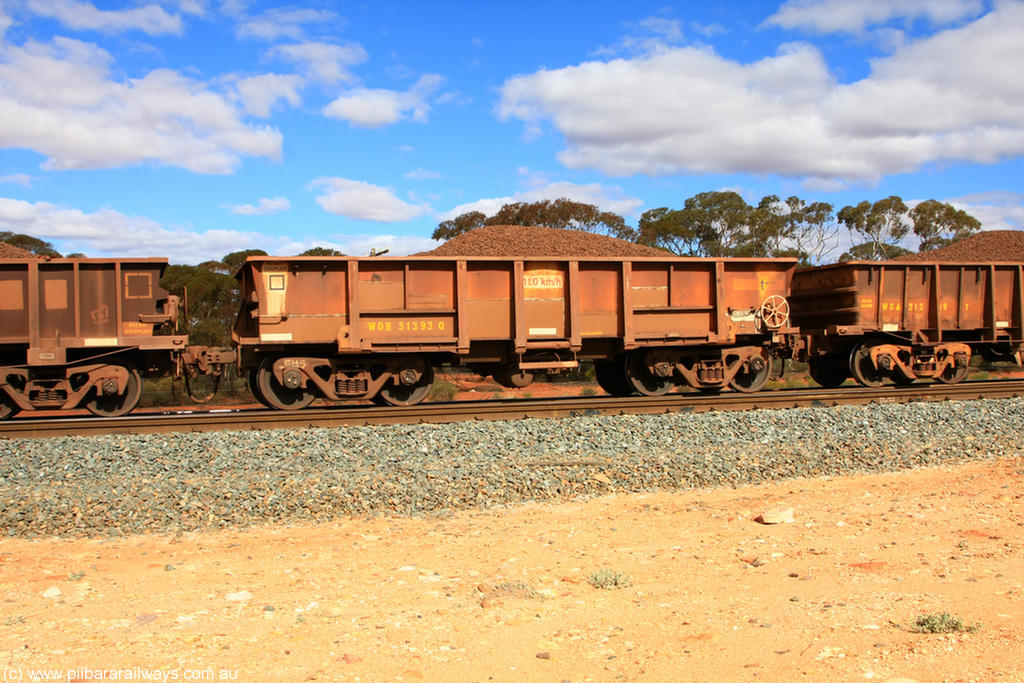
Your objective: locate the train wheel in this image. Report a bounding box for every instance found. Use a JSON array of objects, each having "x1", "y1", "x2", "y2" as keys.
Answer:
[
  {"x1": 625, "y1": 352, "x2": 673, "y2": 396},
  {"x1": 807, "y1": 355, "x2": 850, "y2": 388},
  {"x1": 729, "y1": 356, "x2": 772, "y2": 393},
  {"x1": 85, "y1": 361, "x2": 143, "y2": 417},
  {"x1": 594, "y1": 359, "x2": 632, "y2": 396},
  {"x1": 256, "y1": 357, "x2": 315, "y2": 411},
  {"x1": 936, "y1": 363, "x2": 969, "y2": 384},
  {"x1": 377, "y1": 363, "x2": 434, "y2": 406},
  {"x1": 849, "y1": 342, "x2": 887, "y2": 388},
  {"x1": 247, "y1": 368, "x2": 273, "y2": 408}
]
